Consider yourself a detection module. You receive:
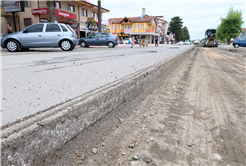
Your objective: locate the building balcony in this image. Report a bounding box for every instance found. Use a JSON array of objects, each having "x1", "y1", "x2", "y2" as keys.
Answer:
[{"x1": 87, "y1": 17, "x2": 95, "y2": 22}]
